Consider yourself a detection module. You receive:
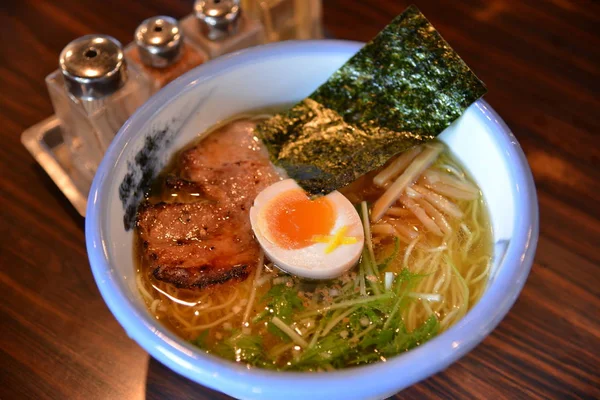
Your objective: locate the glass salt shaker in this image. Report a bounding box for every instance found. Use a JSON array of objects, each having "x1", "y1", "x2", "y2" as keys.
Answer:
[
  {"x1": 45, "y1": 35, "x2": 152, "y2": 183},
  {"x1": 255, "y1": 0, "x2": 323, "y2": 42},
  {"x1": 125, "y1": 16, "x2": 208, "y2": 93},
  {"x1": 181, "y1": 0, "x2": 265, "y2": 58}
]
